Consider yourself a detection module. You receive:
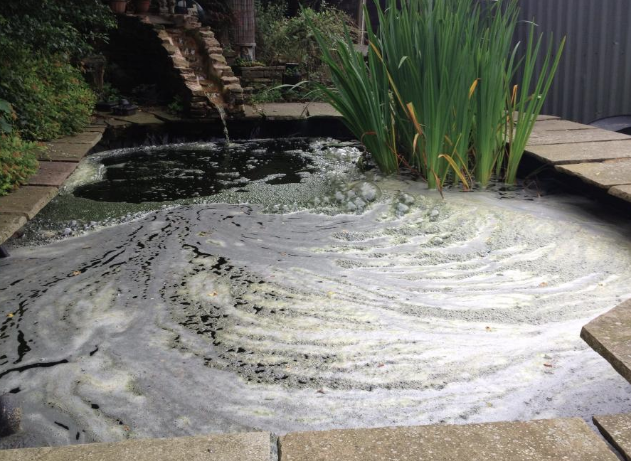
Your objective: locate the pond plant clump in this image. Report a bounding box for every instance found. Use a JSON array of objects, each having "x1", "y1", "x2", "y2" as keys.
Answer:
[{"x1": 309, "y1": 0, "x2": 565, "y2": 189}]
